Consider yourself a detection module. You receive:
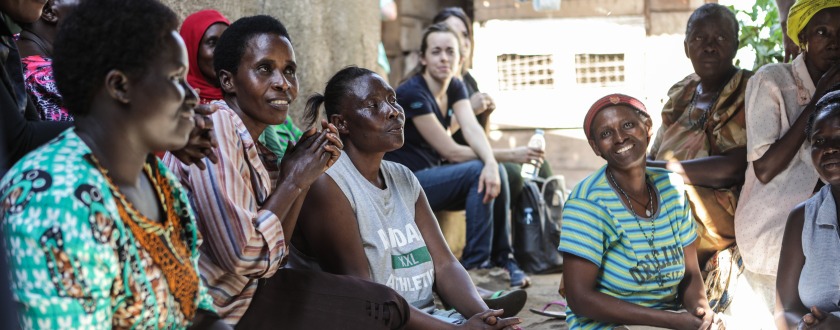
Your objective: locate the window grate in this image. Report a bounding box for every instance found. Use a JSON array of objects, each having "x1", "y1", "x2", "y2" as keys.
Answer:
[
  {"x1": 574, "y1": 53, "x2": 625, "y2": 87},
  {"x1": 496, "y1": 54, "x2": 554, "y2": 91}
]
